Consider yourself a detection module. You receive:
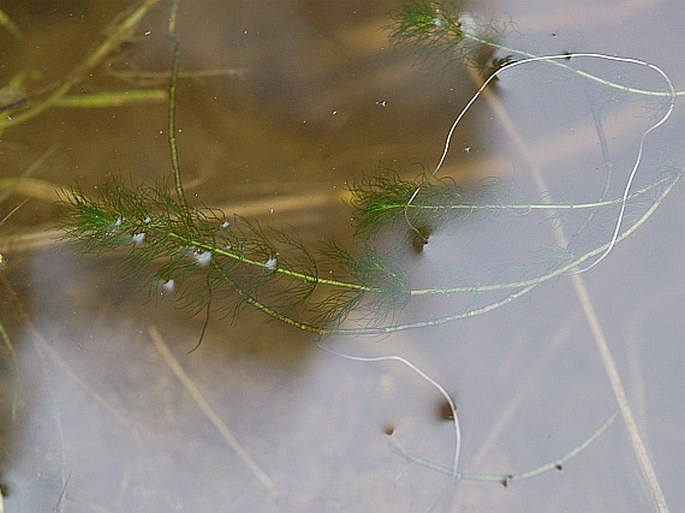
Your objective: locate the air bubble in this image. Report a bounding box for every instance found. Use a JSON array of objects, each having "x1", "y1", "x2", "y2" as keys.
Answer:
[
  {"x1": 160, "y1": 278, "x2": 175, "y2": 295},
  {"x1": 192, "y1": 249, "x2": 212, "y2": 267},
  {"x1": 265, "y1": 256, "x2": 277, "y2": 270}
]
